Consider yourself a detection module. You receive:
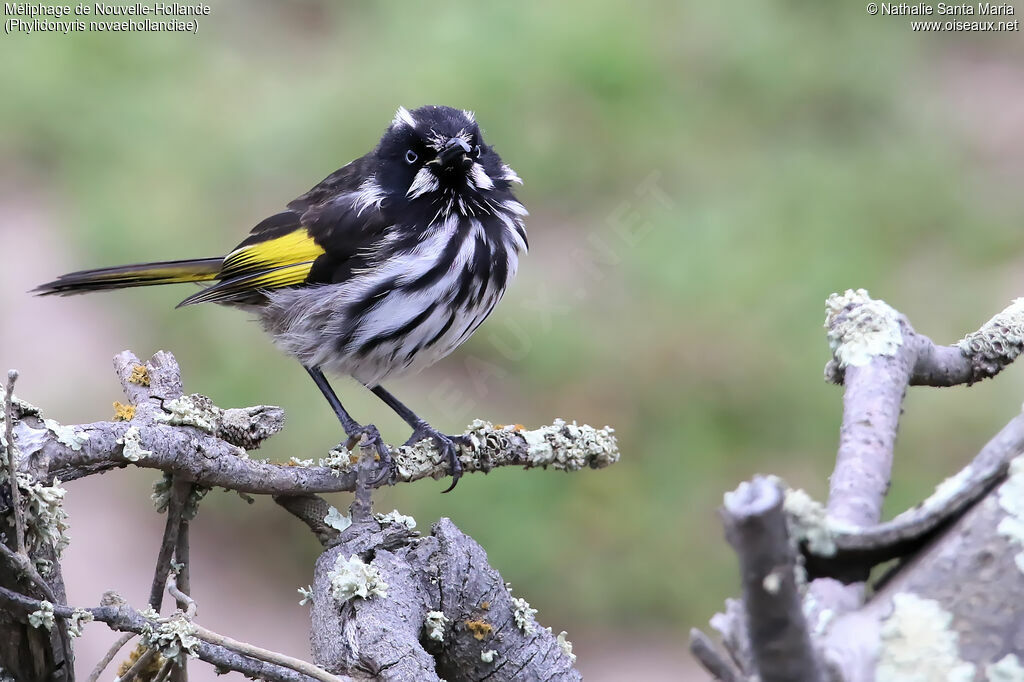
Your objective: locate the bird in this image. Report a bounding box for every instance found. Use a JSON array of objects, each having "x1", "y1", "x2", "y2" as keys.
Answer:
[{"x1": 35, "y1": 105, "x2": 528, "y2": 492}]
